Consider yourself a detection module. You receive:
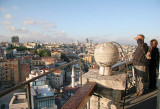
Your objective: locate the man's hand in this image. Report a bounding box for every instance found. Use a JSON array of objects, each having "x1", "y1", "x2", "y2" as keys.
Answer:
[{"x1": 134, "y1": 37, "x2": 138, "y2": 40}]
